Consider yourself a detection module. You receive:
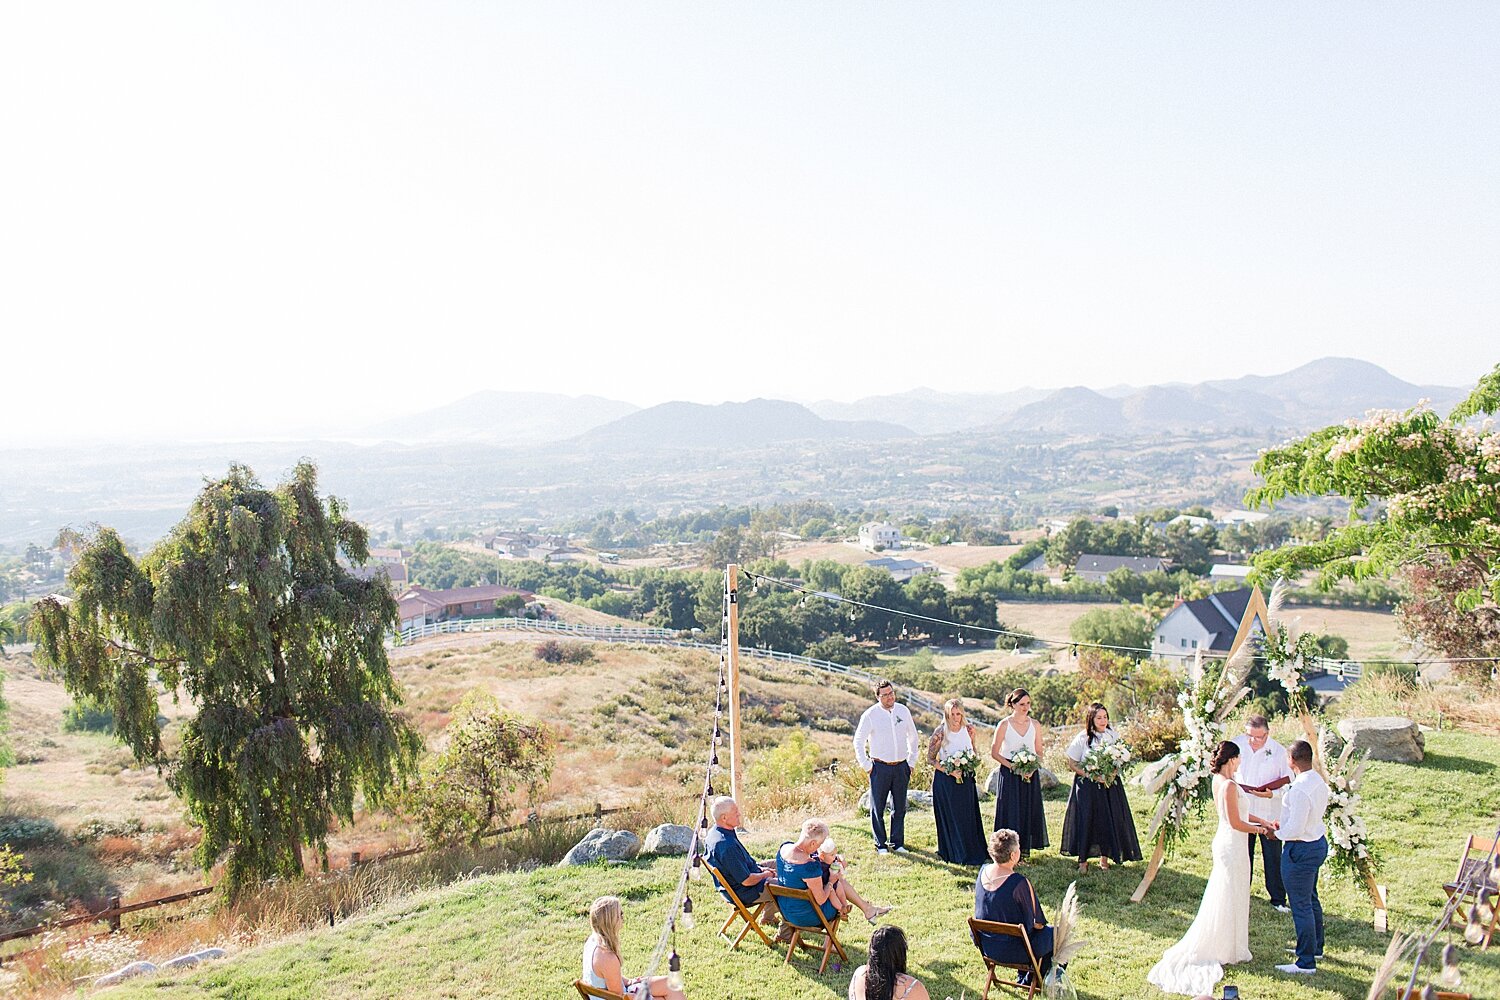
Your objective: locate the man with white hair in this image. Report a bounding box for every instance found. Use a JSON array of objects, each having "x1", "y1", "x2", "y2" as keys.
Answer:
[
  {"x1": 1232, "y1": 714, "x2": 1292, "y2": 913},
  {"x1": 704, "y1": 796, "x2": 775, "y2": 907}
]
